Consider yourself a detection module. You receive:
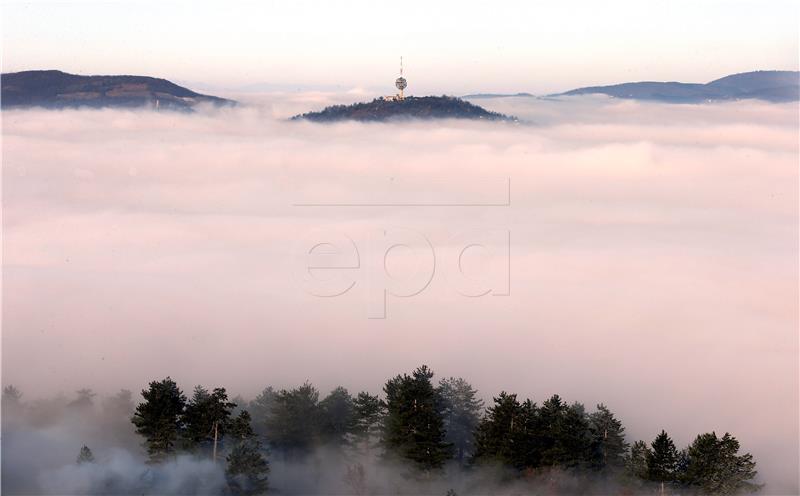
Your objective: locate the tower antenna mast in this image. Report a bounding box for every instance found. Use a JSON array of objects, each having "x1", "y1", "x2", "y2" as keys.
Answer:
[{"x1": 394, "y1": 56, "x2": 408, "y2": 100}]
